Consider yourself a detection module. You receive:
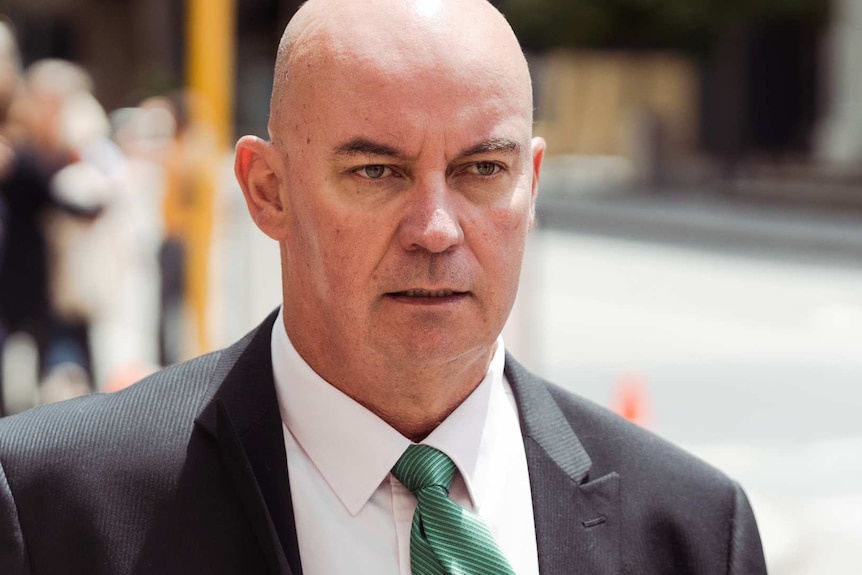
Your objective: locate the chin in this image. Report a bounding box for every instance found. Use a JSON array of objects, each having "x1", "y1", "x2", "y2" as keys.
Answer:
[{"x1": 382, "y1": 329, "x2": 492, "y2": 368}]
